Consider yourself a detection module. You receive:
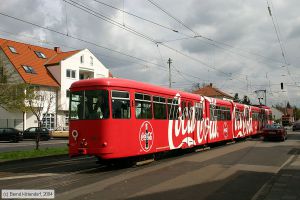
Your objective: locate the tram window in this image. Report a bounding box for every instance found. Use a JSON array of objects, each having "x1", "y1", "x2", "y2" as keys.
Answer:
[
  {"x1": 153, "y1": 96, "x2": 167, "y2": 119},
  {"x1": 168, "y1": 98, "x2": 179, "y2": 120},
  {"x1": 181, "y1": 101, "x2": 187, "y2": 120},
  {"x1": 195, "y1": 102, "x2": 203, "y2": 121},
  {"x1": 221, "y1": 107, "x2": 230, "y2": 121},
  {"x1": 87, "y1": 90, "x2": 109, "y2": 119},
  {"x1": 268, "y1": 114, "x2": 272, "y2": 120},
  {"x1": 135, "y1": 93, "x2": 152, "y2": 119},
  {"x1": 210, "y1": 104, "x2": 217, "y2": 121},
  {"x1": 186, "y1": 102, "x2": 193, "y2": 120},
  {"x1": 70, "y1": 91, "x2": 83, "y2": 120},
  {"x1": 221, "y1": 110, "x2": 225, "y2": 120},
  {"x1": 245, "y1": 109, "x2": 249, "y2": 120},
  {"x1": 112, "y1": 90, "x2": 130, "y2": 119},
  {"x1": 226, "y1": 108, "x2": 231, "y2": 120},
  {"x1": 70, "y1": 90, "x2": 109, "y2": 120},
  {"x1": 252, "y1": 112, "x2": 258, "y2": 120},
  {"x1": 217, "y1": 108, "x2": 222, "y2": 120},
  {"x1": 235, "y1": 110, "x2": 240, "y2": 120}
]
